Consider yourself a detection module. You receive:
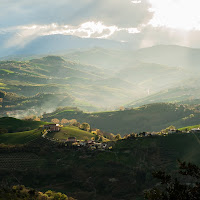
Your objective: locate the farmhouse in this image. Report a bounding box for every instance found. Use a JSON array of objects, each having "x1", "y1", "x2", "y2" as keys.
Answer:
[
  {"x1": 190, "y1": 128, "x2": 200, "y2": 133},
  {"x1": 68, "y1": 137, "x2": 77, "y2": 142},
  {"x1": 168, "y1": 129, "x2": 177, "y2": 134},
  {"x1": 44, "y1": 124, "x2": 60, "y2": 132}
]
